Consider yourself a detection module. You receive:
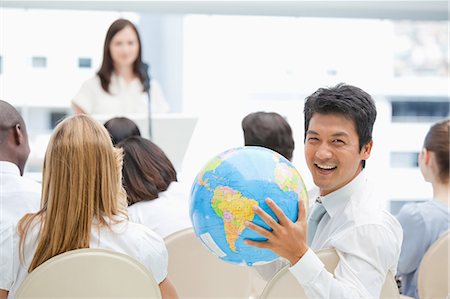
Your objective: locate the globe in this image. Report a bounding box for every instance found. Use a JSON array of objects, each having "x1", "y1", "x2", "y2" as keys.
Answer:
[{"x1": 190, "y1": 146, "x2": 308, "y2": 266}]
